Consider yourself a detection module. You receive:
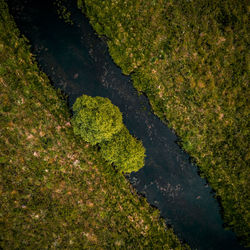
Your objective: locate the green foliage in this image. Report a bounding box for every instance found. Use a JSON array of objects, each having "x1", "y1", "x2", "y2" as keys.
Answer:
[
  {"x1": 80, "y1": 0, "x2": 250, "y2": 245},
  {"x1": 72, "y1": 95, "x2": 145, "y2": 173},
  {"x1": 100, "y1": 127, "x2": 145, "y2": 173},
  {"x1": 0, "y1": 0, "x2": 189, "y2": 248},
  {"x1": 72, "y1": 95, "x2": 123, "y2": 145},
  {"x1": 53, "y1": 0, "x2": 74, "y2": 25}
]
